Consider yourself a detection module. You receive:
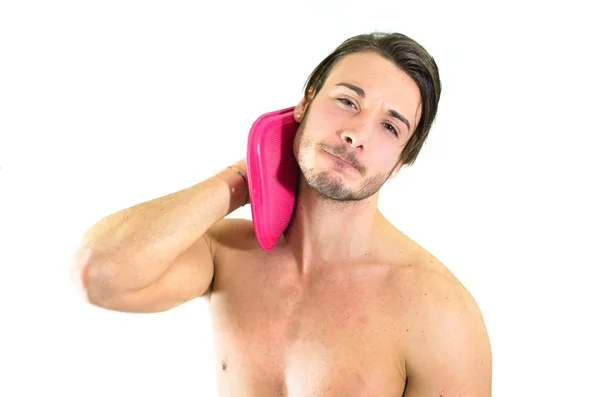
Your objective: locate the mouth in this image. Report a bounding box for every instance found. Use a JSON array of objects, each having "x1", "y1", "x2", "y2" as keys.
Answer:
[{"x1": 324, "y1": 150, "x2": 358, "y2": 171}]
